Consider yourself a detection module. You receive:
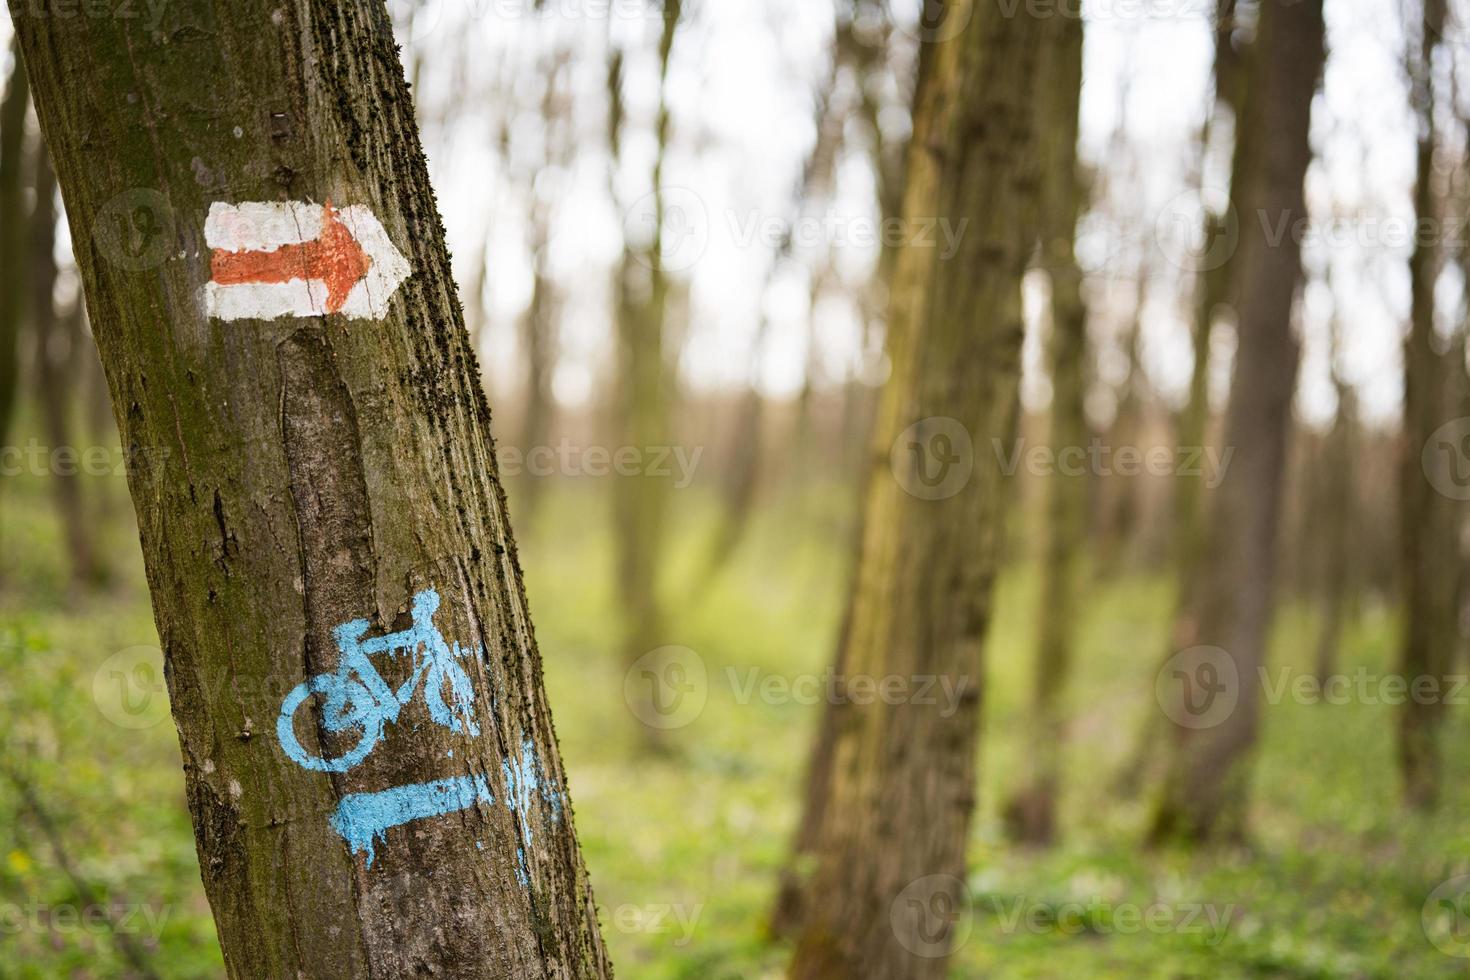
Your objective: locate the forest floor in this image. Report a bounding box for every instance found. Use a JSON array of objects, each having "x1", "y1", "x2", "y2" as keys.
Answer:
[{"x1": 1, "y1": 468, "x2": 1467, "y2": 979}]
